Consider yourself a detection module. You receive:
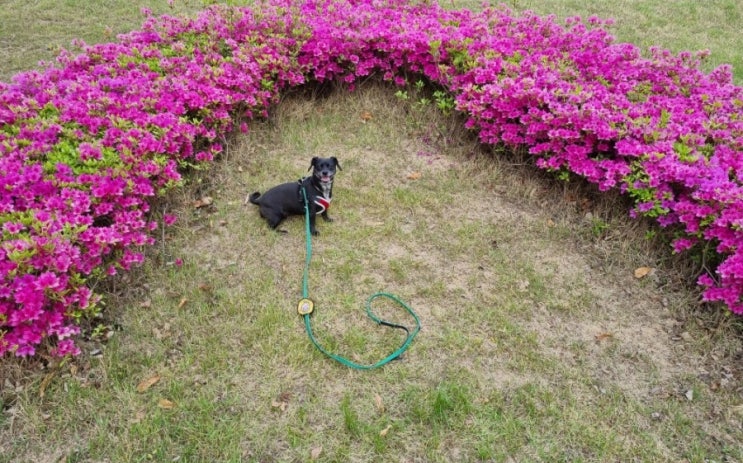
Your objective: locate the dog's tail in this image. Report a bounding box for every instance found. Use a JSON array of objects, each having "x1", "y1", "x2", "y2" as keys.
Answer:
[{"x1": 248, "y1": 192, "x2": 261, "y2": 205}]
